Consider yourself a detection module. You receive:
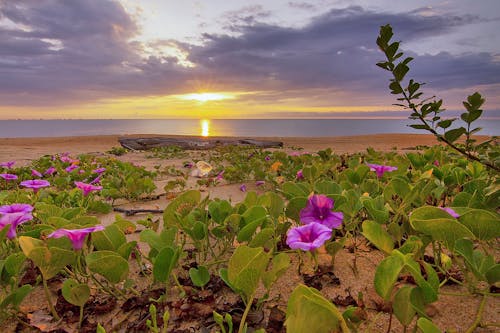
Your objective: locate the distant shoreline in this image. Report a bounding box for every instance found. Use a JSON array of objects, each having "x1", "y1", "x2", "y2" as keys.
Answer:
[{"x1": 0, "y1": 133, "x2": 464, "y2": 163}]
